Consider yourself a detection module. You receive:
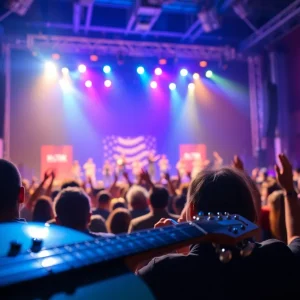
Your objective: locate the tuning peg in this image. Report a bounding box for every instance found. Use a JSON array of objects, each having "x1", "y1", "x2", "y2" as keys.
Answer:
[
  {"x1": 224, "y1": 212, "x2": 229, "y2": 216},
  {"x1": 233, "y1": 215, "x2": 239, "y2": 220},
  {"x1": 198, "y1": 211, "x2": 204, "y2": 216},
  {"x1": 207, "y1": 212, "x2": 215, "y2": 220},
  {"x1": 240, "y1": 241, "x2": 255, "y2": 257},
  {"x1": 219, "y1": 248, "x2": 232, "y2": 263},
  {"x1": 217, "y1": 212, "x2": 222, "y2": 216}
]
